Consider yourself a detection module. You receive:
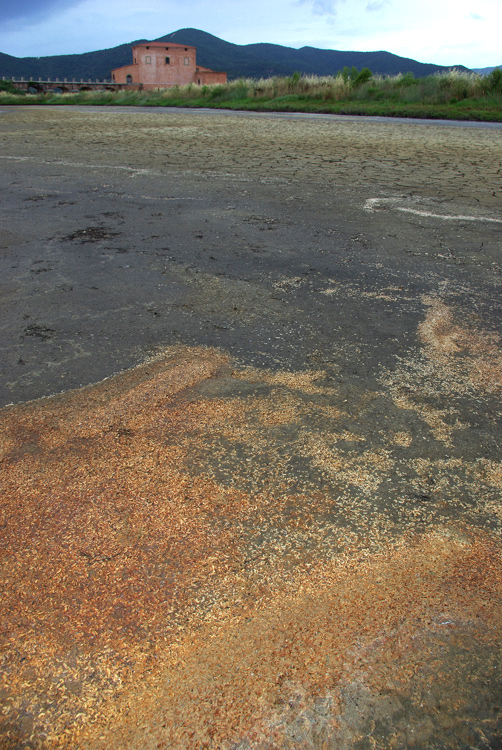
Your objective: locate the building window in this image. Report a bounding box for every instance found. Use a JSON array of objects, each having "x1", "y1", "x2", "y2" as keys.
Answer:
[
  {"x1": 184, "y1": 57, "x2": 190, "y2": 65},
  {"x1": 145, "y1": 56, "x2": 151, "y2": 64},
  {"x1": 165, "y1": 57, "x2": 170, "y2": 65},
  {"x1": 126, "y1": 75, "x2": 133, "y2": 83}
]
